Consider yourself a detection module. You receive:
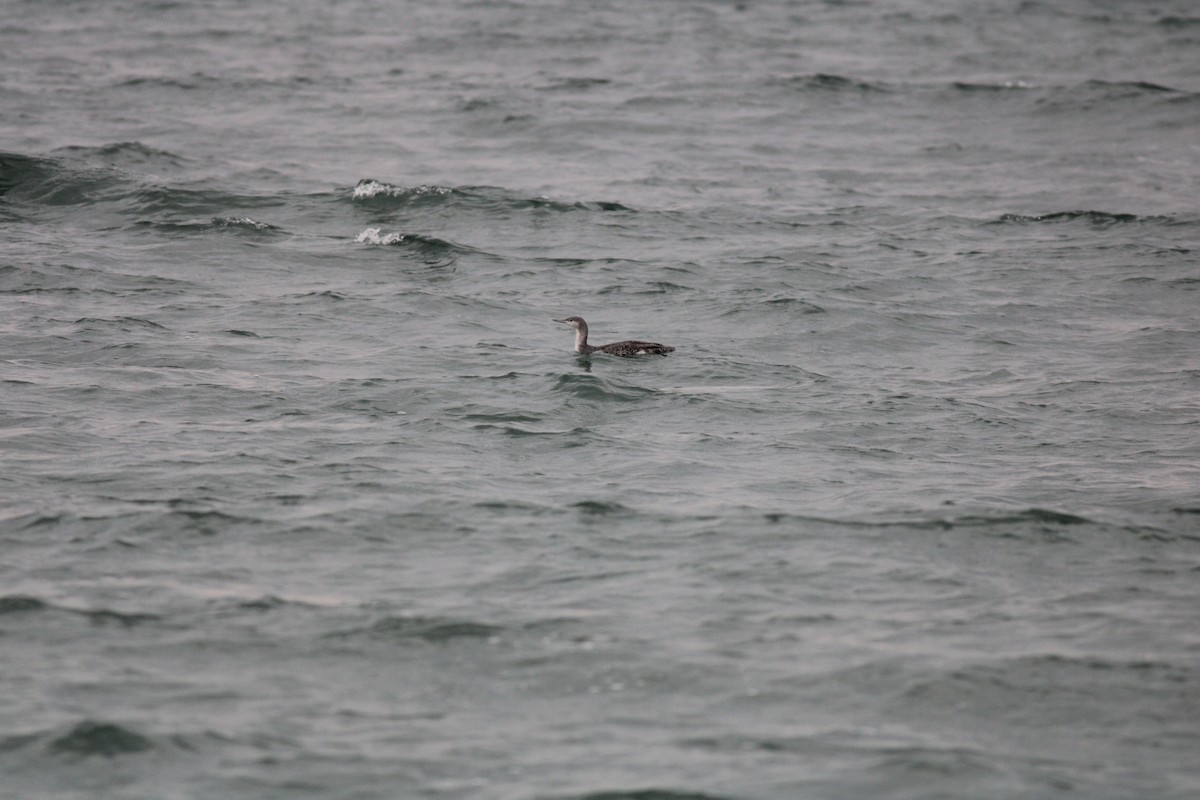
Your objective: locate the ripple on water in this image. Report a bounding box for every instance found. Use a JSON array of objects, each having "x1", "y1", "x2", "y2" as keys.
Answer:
[{"x1": 551, "y1": 373, "x2": 660, "y2": 403}]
